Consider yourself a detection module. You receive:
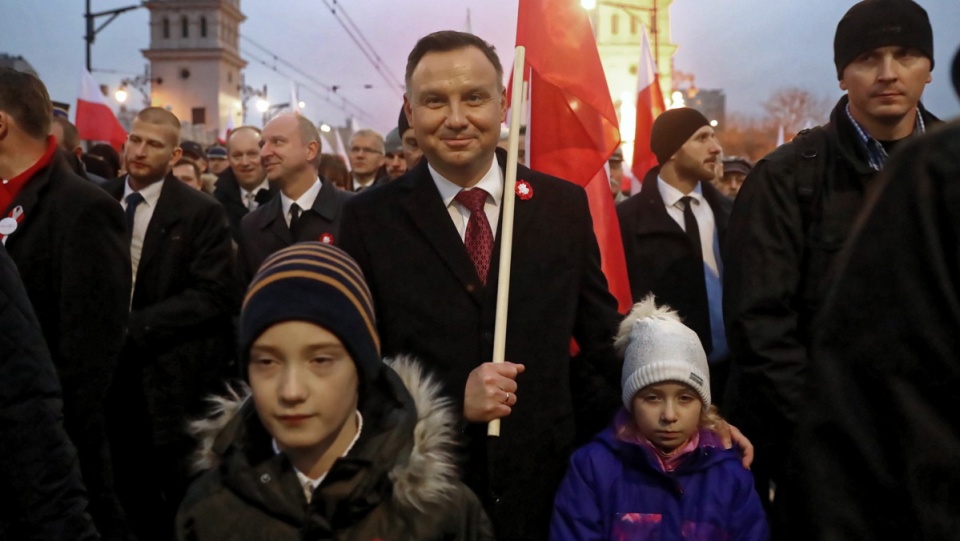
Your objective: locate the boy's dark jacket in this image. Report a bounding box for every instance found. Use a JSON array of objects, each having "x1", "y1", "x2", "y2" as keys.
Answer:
[{"x1": 176, "y1": 357, "x2": 494, "y2": 541}]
